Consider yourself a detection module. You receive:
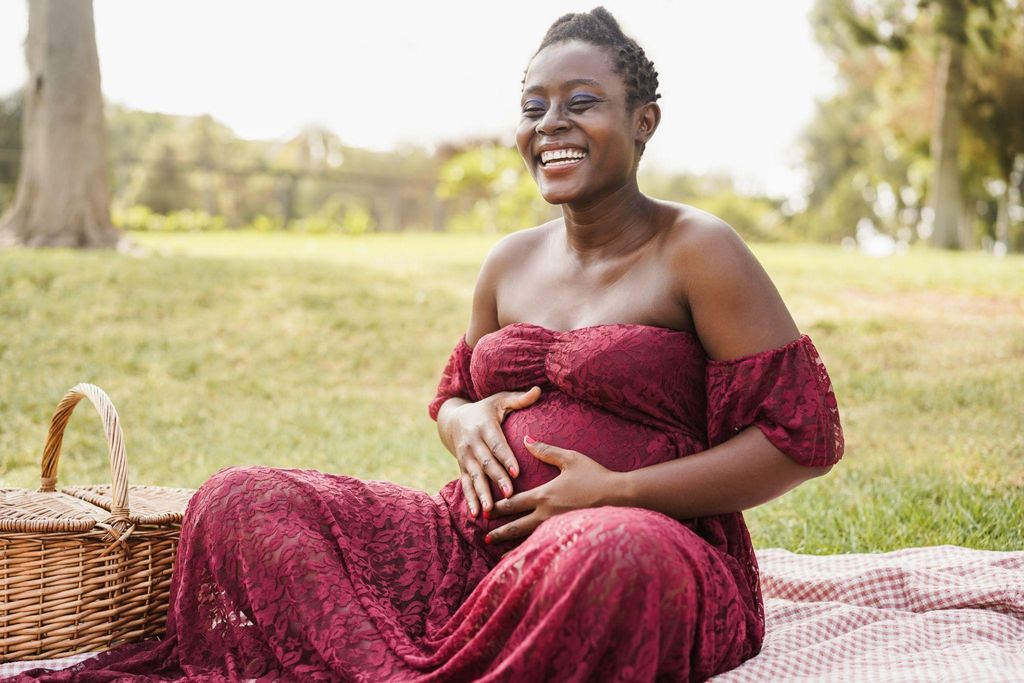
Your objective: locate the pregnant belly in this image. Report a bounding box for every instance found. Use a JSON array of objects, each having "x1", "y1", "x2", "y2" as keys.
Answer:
[
  {"x1": 499, "y1": 393, "x2": 679, "y2": 494},
  {"x1": 438, "y1": 392, "x2": 681, "y2": 559}
]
